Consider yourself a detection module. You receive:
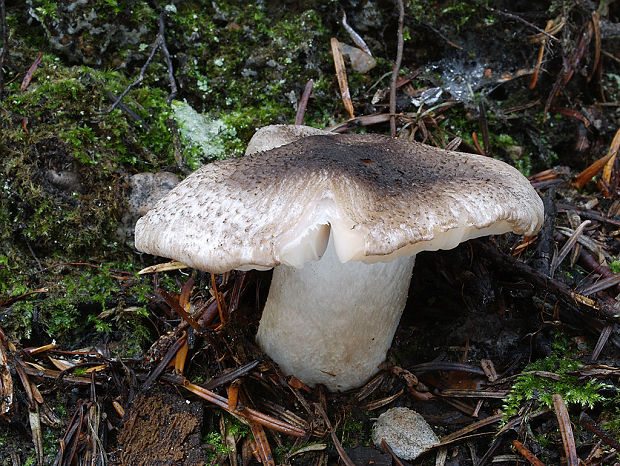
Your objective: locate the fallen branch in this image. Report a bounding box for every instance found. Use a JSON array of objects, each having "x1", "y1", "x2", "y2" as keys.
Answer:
[
  {"x1": 475, "y1": 240, "x2": 619, "y2": 323},
  {"x1": 579, "y1": 411, "x2": 620, "y2": 451}
]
